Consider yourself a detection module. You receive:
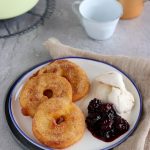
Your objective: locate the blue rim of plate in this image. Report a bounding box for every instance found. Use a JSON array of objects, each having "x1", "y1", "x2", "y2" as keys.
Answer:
[{"x1": 5, "y1": 56, "x2": 142, "y2": 150}]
